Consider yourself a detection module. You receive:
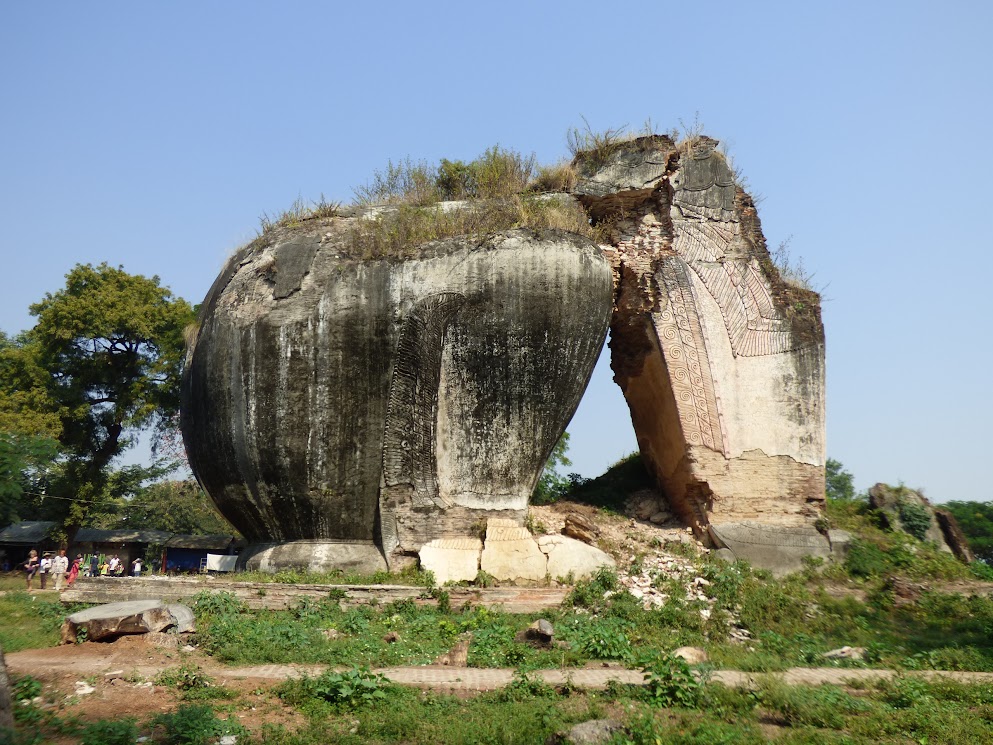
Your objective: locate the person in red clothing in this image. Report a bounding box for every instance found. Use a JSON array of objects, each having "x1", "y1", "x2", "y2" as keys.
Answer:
[{"x1": 66, "y1": 554, "x2": 81, "y2": 587}]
